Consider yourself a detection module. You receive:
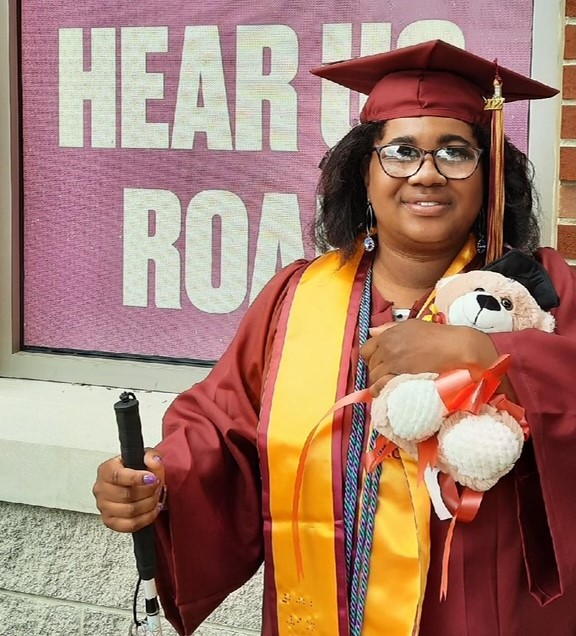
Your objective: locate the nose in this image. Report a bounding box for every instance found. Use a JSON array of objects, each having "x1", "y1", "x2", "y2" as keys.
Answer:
[
  {"x1": 476, "y1": 294, "x2": 501, "y2": 311},
  {"x1": 407, "y1": 153, "x2": 446, "y2": 186}
]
